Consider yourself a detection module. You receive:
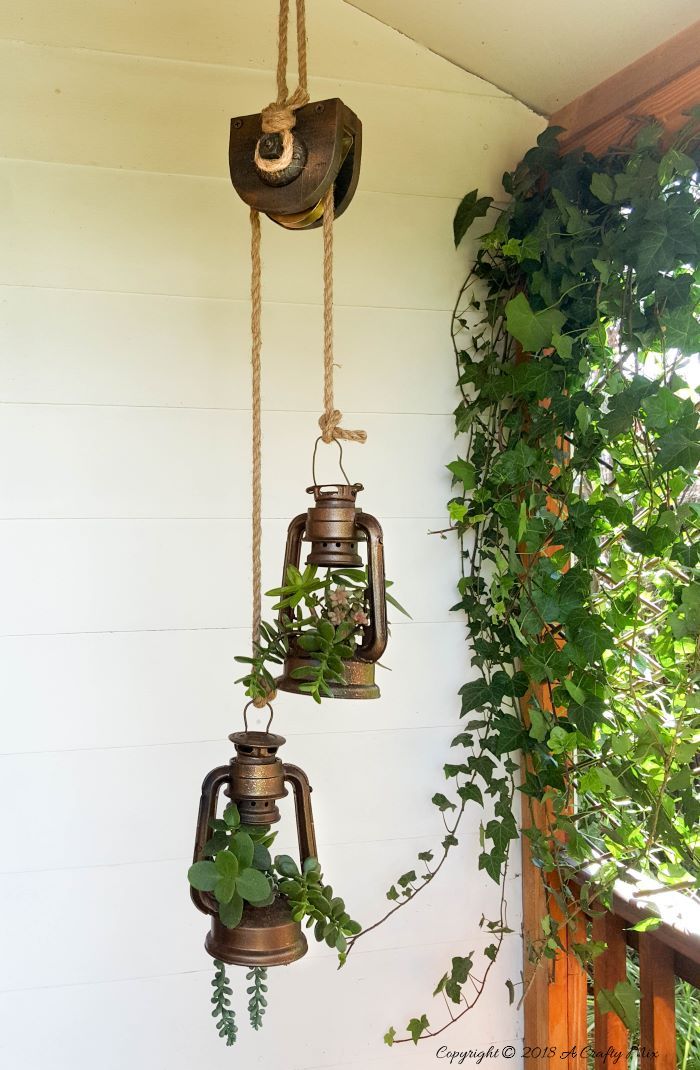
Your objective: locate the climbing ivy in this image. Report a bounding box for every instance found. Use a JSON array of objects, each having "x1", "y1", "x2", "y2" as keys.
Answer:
[{"x1": 351, "y1": 115, "x2": 700, "y2": 1044}]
